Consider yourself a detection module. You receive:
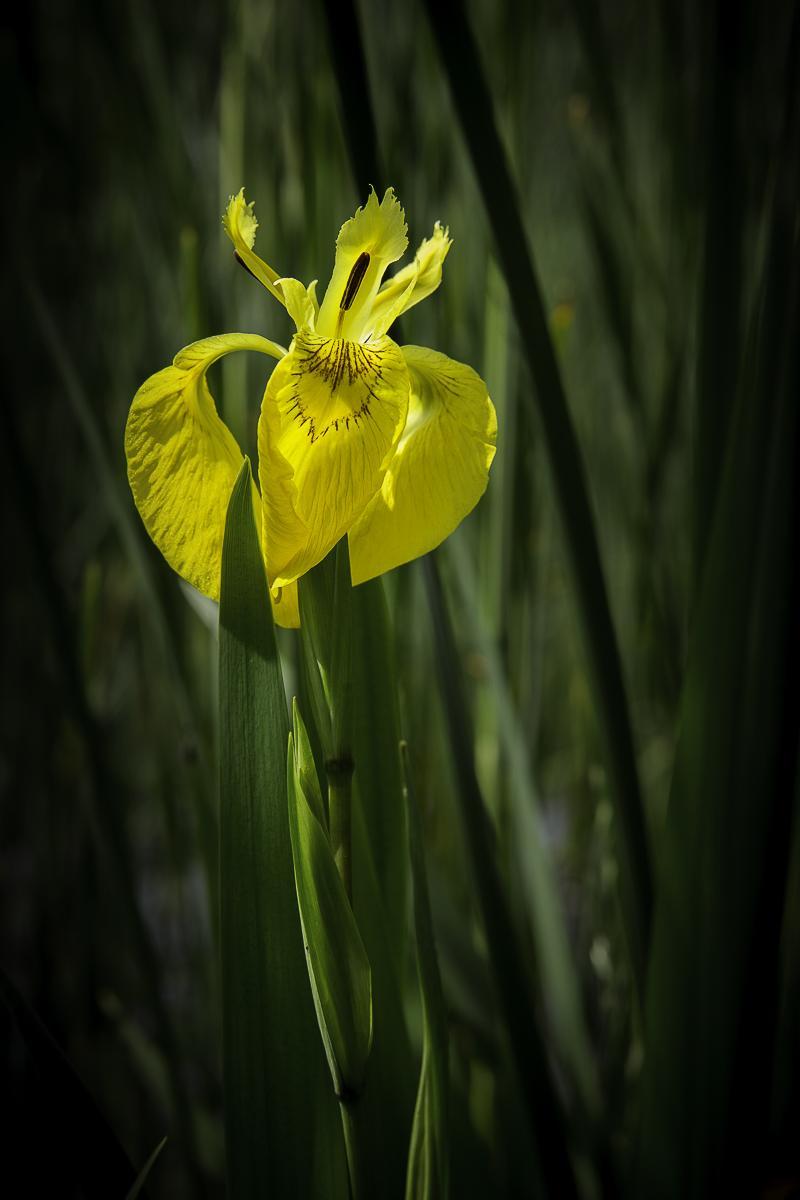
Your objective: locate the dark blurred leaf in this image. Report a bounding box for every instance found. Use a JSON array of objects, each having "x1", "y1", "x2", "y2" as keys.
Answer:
[
  {"x1": 0, "y1": 968, "x2": 138, "y2": 1199},
  {"x1": 421, "y1": 0, "x2": 652, "y2": 991},
  {"x1": 349, "y1": 792, "x2": 417, "y2": 1198},
  {"x1": 635, "y1": 125, "x2": 799, "y2": 1196},
  {"x1": 126, "y1": 1138, "x2": 167, "y2": 1200},
  {"x1": 422, "y1": 555, "x2": 580, "y2": 1200},
  {"x1": 402, "y1": 743, "x2": 450, "y2": 1200},
  {"x1": 580, "y1": 179, "x2": 642, "y2": 436},
  {"x1": 0, "y1": 384, "x2": 203, "y2": 1187},
  {"x1": 691, "y1": 0, "x2": 746, "y2": 585},
  {"x1": 446, "y1": 535, "x2": 602, "y2": 1127},
  {"x1": 769, "y1": 773, "x2": 800, "y2": 1173},
  {"x1": 567, "y1": 0, "x2": 626, "y2": 181}
]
